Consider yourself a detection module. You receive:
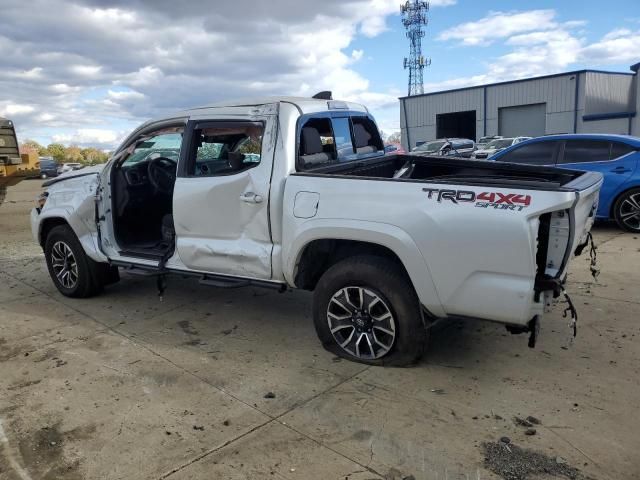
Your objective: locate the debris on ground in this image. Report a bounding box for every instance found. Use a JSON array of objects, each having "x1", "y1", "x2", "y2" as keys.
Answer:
[
  {"x1": 524, "y1": 428, "x2": 536, "y2": 436},
  {"x1": 430, "y1": 388, "x2": 445, "y2": 394},
  {"x1": 482, "y1": 441, "x2": 589, "y2": 480},
  {"x1": 264, "y1": 392, "x2": 276, "y2": 399},
  {"x1": 223, "y1": 420, "x2": 230, "y2": 426},
  {"x1": 526, "y1": 416, "x2": 541, "y2": 425},
  {"x1": 221, "y1": 325, "x2": 238, "y2": 335},
  {"x1": 193, "y1": 425, "x2": 204, "y2": 431},
  {"x1": 513, "y1": 417, "x2": 533, "y2": 427},
  {"x1": 499, "y1": 437, "x2": 511, "y2": 444}
]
